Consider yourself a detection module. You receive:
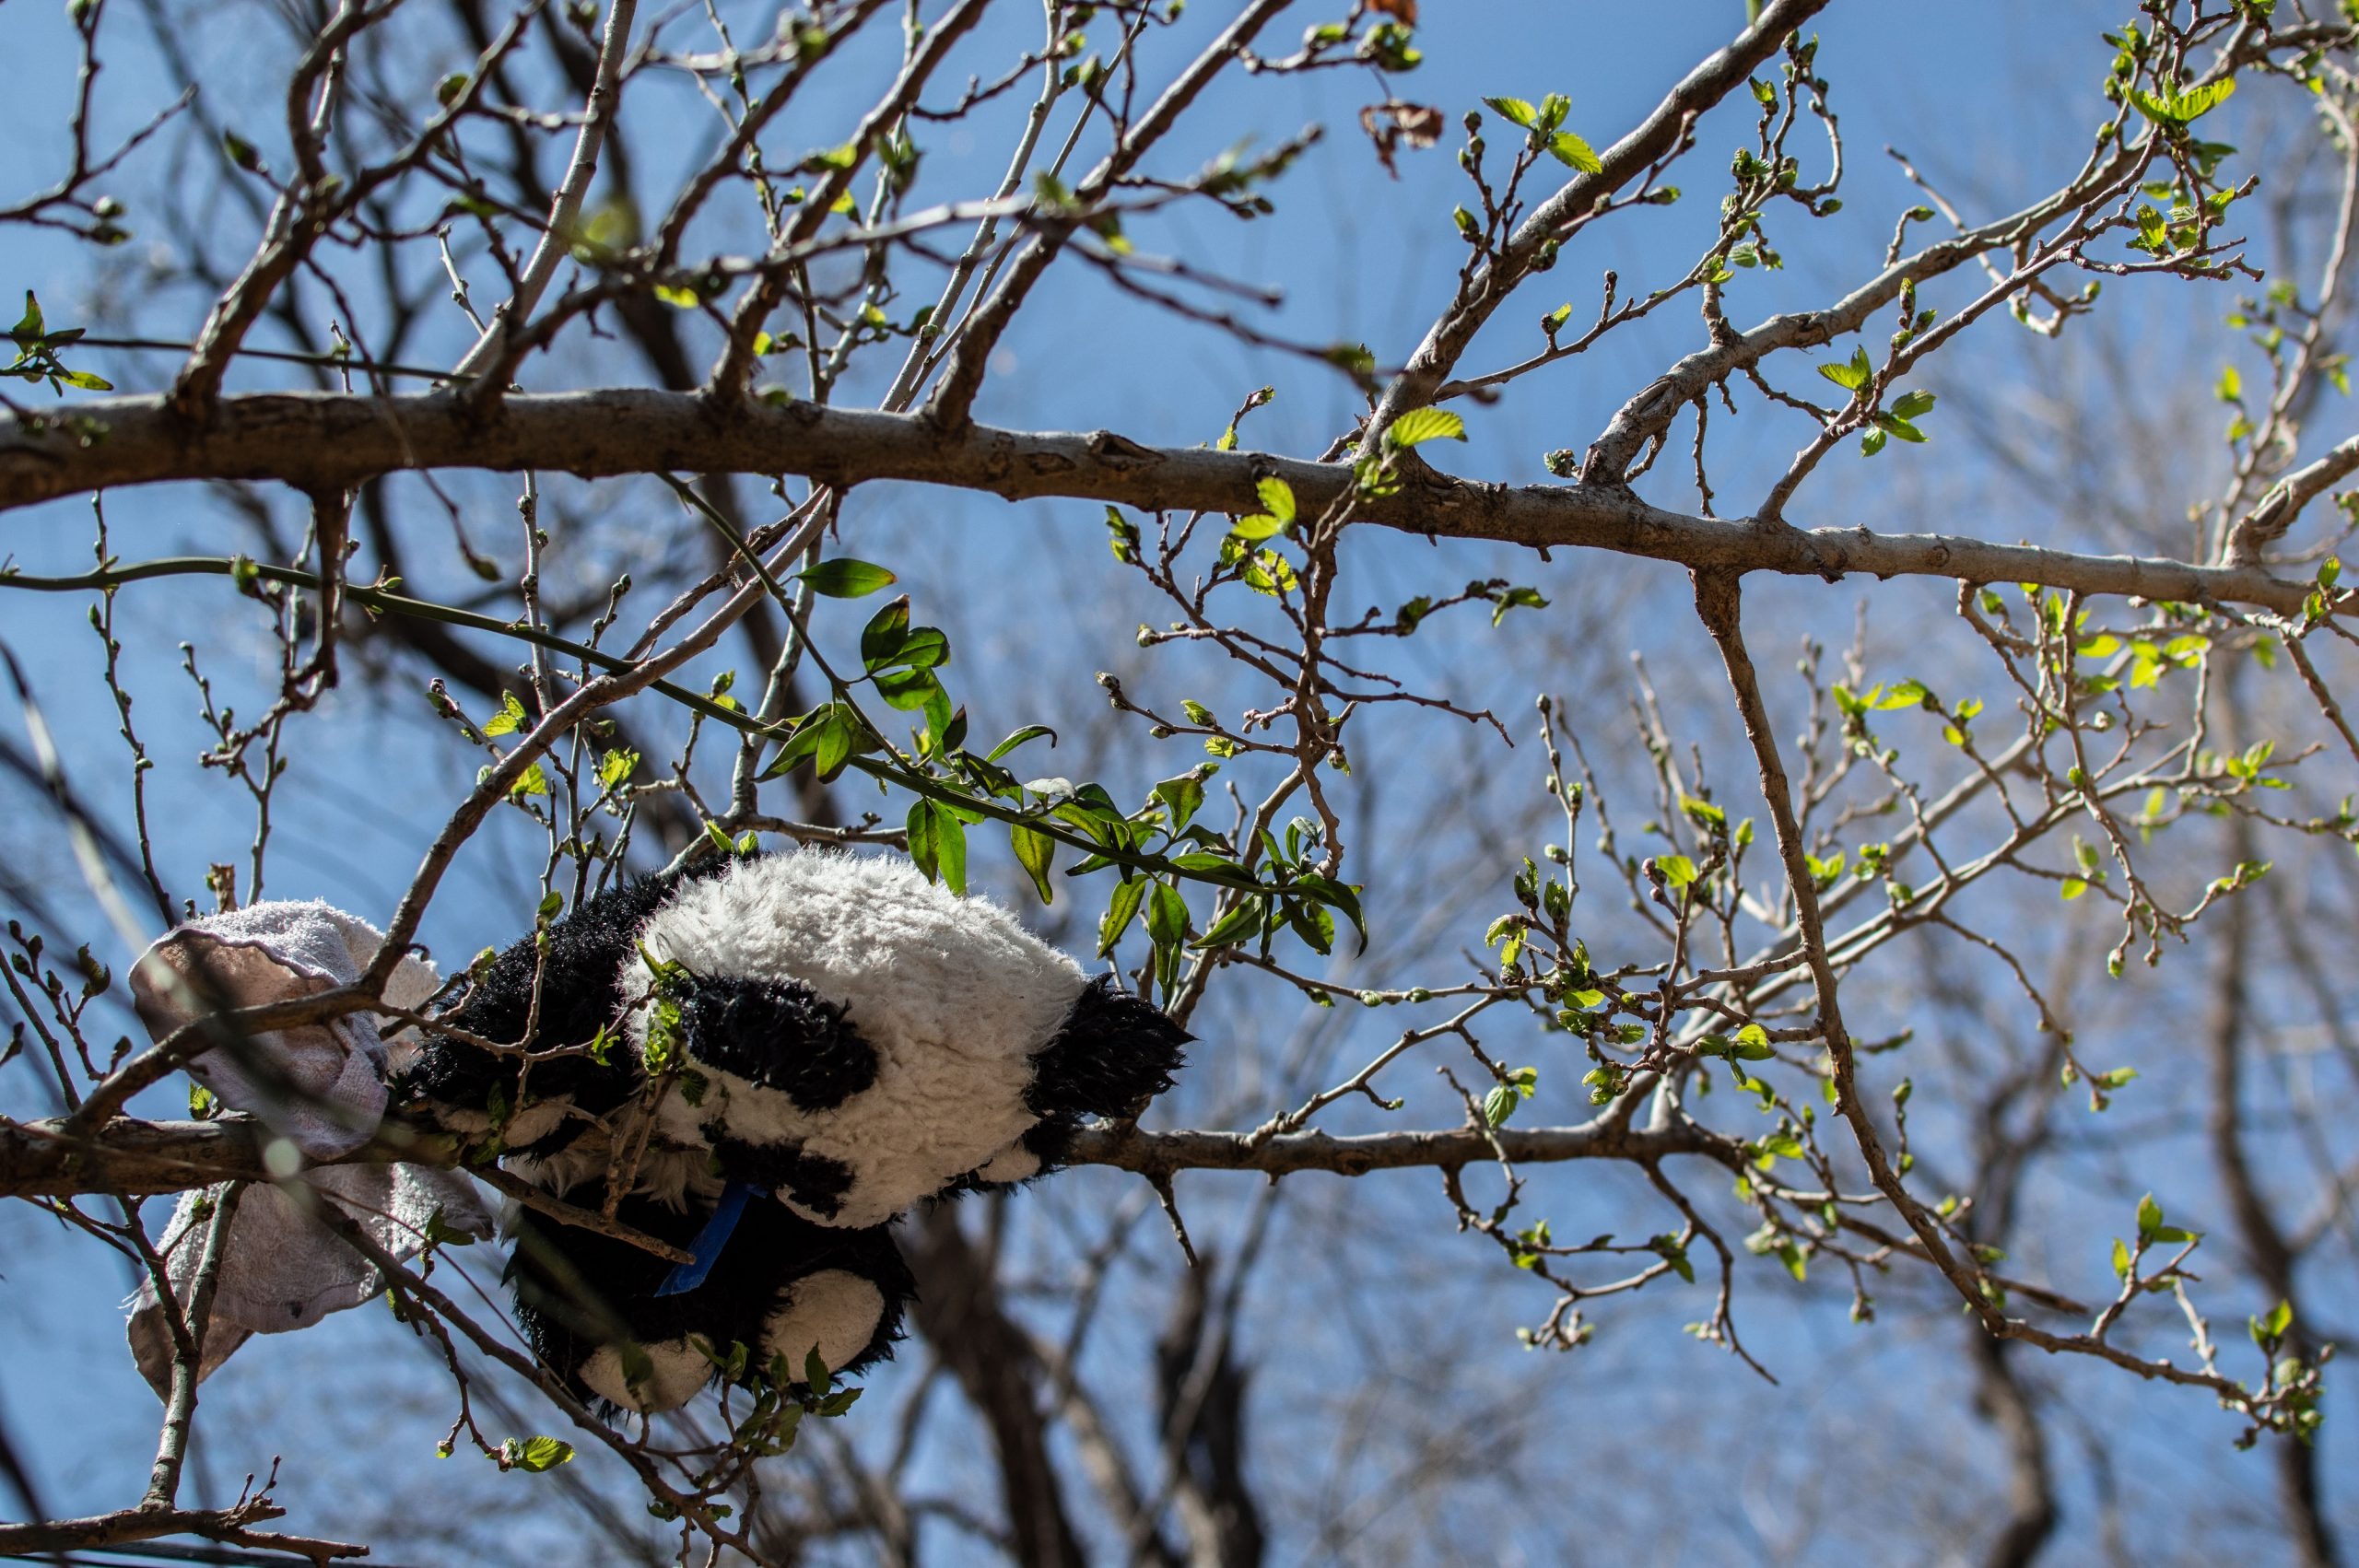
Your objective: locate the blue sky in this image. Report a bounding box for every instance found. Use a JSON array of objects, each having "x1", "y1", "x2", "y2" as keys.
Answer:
[{"x1": 5, "y1": 1, "x2": 2354, "y2": 1560}]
